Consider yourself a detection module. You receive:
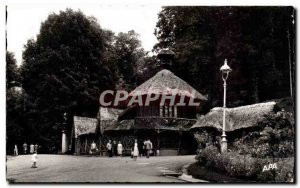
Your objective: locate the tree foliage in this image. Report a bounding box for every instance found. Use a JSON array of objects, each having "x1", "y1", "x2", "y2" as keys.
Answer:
[
  {"x1": 7, "y1": 7, "x2": 295, "y2": 153},
  {"x1": 11, "y1": 9, "x2": 147, "y2": 152},
  {"x1": 19, "y1": 9, "x2": 120, "y2": 151},
  {"x1": 6, "y1": 51, "x2": 23, "y2": 153},
  {"x1": 6, "y1": 51, "x2": 19, "y2": 89},
  {"x1": 154, "y1": 7, "x2": 295, "y2": 108},
  {"x1": 113, "y1": 30, "x2": 146, "y2": 90}
]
